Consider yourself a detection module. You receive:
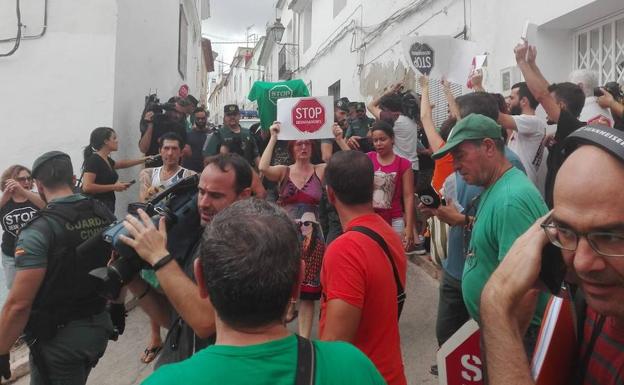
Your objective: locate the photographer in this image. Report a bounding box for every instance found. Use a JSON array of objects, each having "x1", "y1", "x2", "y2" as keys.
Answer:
[
  {"x1": 598, "y1": 82, "x2": 624, "y2": 131},
  {"x1": 118, "y1": 153, "x2": 253, "y2": 367},
  {"x1": 139, "y1": 100, "x2": 191, "y2": 161}
]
